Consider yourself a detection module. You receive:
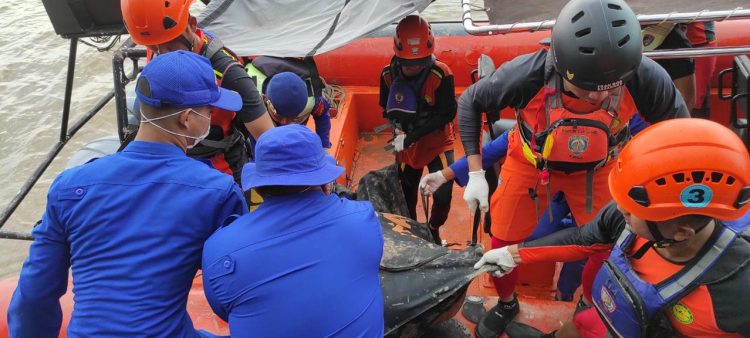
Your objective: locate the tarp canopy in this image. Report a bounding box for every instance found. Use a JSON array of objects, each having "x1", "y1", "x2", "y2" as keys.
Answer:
[
  {"x1": 484, "y1": 0, "x2": 750, "y2": 24},
  {"x1": 198, "y1": 0, "x2": 432, "y2": 57}
]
